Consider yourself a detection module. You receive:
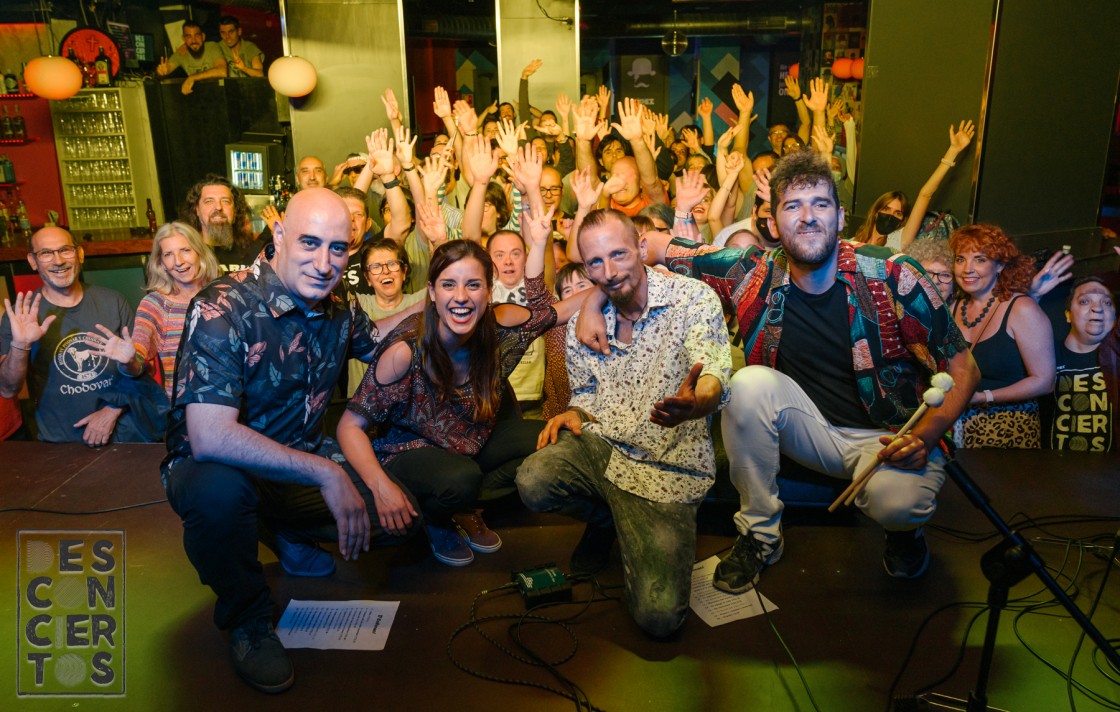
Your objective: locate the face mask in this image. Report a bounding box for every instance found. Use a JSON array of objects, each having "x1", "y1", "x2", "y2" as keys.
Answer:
[
  {"x1": 875, "y1": 212, "x2": 903, "y2": 236},
  {"x1": 756, "y1": 217, "x2": 775, "y2": 244}
]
